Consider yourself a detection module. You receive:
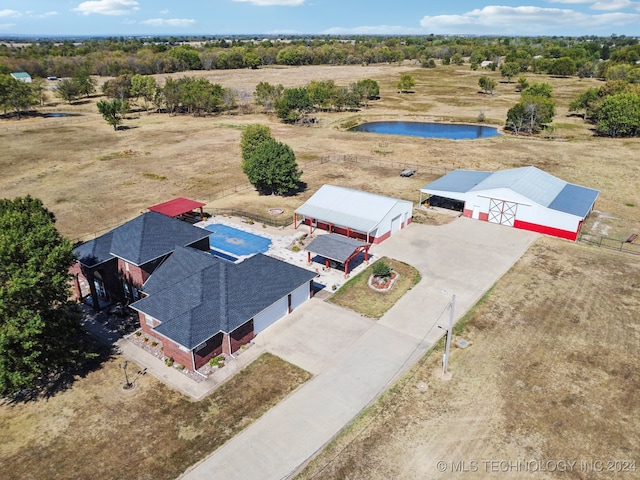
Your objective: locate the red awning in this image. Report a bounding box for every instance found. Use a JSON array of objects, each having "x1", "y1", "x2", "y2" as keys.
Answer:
[{"x1": 148, "y1": 197, "x2": 206, "y2": 218}]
